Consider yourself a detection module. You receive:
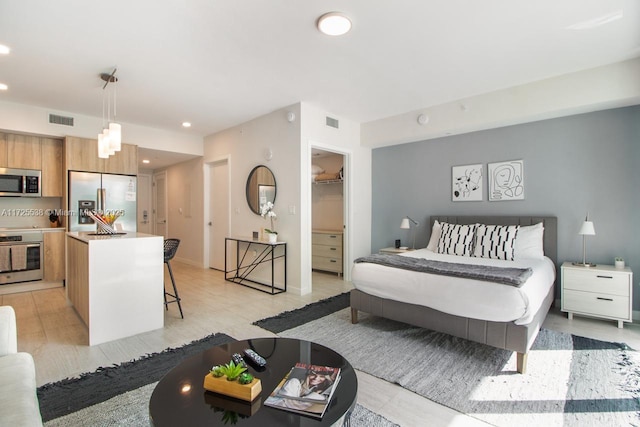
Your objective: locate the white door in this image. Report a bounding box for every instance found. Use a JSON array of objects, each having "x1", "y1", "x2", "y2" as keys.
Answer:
[
  {"x1": 153, "y1": 171, "x2": 168, "y2": 238},
  {"x1": 137, "y1": 173, "x2": 152, "y2": 234},
  {"x1": 209, "y1": 160, "x2": 229, "y2": 270}
]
